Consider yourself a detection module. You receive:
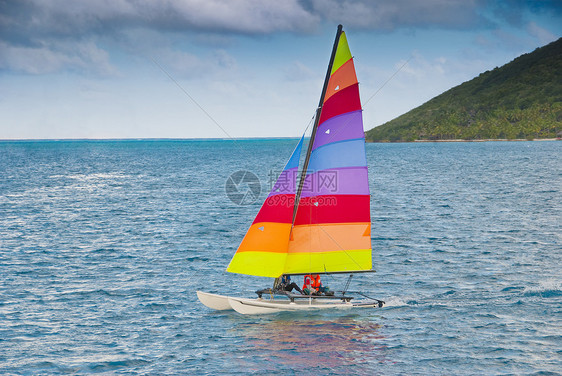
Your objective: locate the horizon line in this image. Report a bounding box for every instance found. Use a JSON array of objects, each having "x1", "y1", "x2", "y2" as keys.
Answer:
[{"x1": 0, "y1": 136, "x2": 304, "y2": 142}]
